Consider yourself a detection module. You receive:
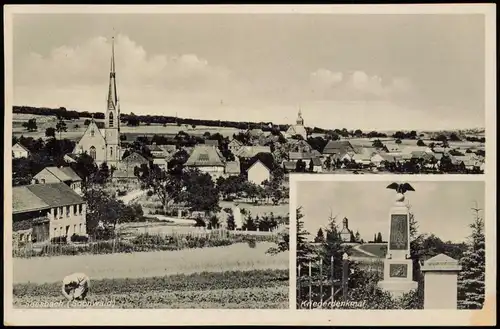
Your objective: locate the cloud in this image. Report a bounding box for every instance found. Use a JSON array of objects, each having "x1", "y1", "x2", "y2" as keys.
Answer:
[
  {"x1": 308, "y1": 69, "x2": 415, "y2": 102},
  {"x1": 15, "y1": 34, "x2": 235, "y2": 92}
]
